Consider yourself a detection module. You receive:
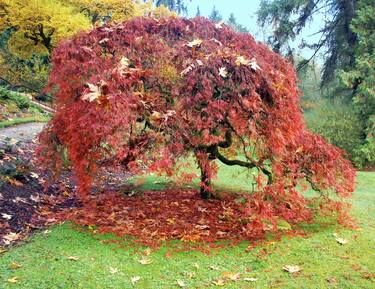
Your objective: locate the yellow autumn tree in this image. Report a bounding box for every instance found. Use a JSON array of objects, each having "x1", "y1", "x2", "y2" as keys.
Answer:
[
  {"x1": 0, "y1": 0, "x2": 90, "y2": 58},
  {"x1": 0, "y1": 0, "x2": 173, "y2": 91},
  {"x1": 66, "y1": 0, "x2": 174, "y2": 25}
]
